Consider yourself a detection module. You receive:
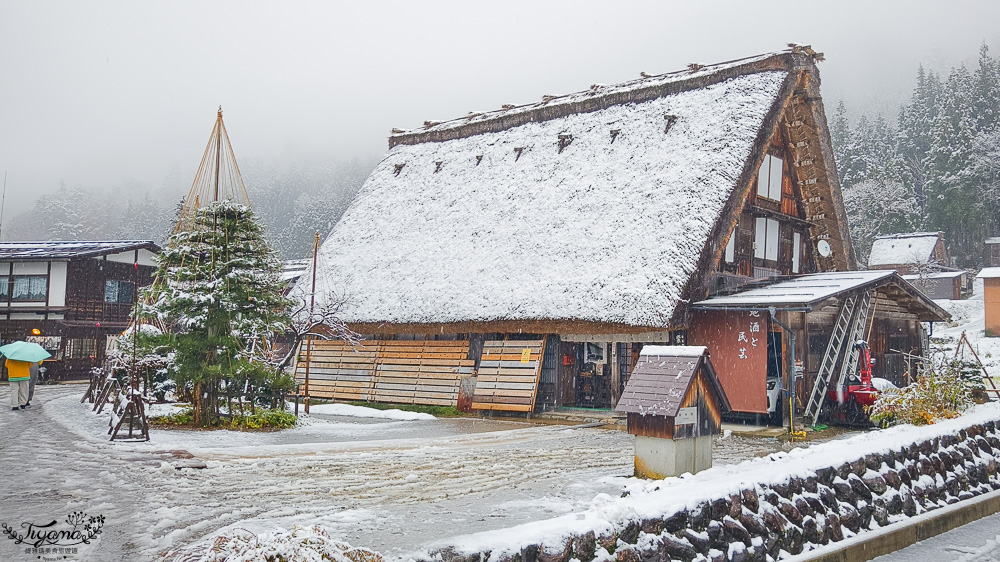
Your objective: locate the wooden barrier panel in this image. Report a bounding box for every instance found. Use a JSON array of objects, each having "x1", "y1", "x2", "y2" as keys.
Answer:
[
  {"x1": 294, "y1": 339, "x2": 474, "y2": 407},
  {"x1": 471, "y1": 339, "x2": 545, "y2": 412}
]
